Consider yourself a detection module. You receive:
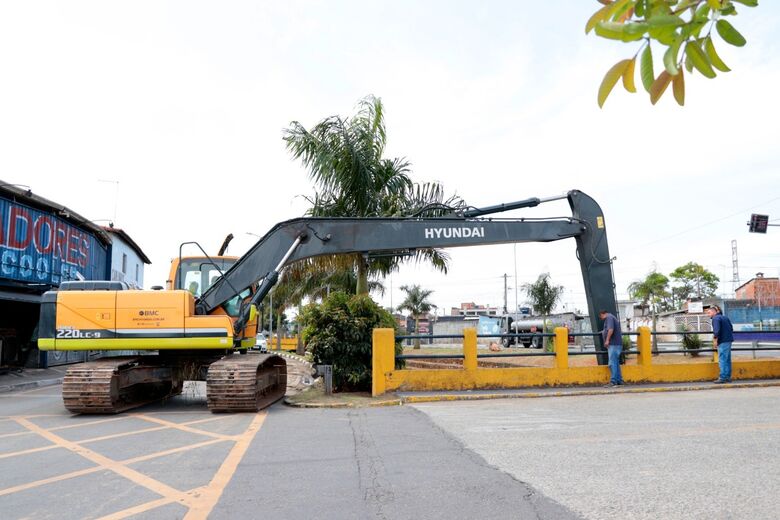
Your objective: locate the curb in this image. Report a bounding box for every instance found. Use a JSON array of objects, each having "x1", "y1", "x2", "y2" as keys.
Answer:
[
  {"x1": 284, "y1": 397, "x2": 403, "y2": 408},
  {"x1": 282, "y1": 380, "x2": 780, "y2": 408},
  {"x1": 399, "y1": 380, "x2": 780, "y2": 404},
  {"x1": 0, "y1": 377, "x2": 64, "y2": 394}
]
